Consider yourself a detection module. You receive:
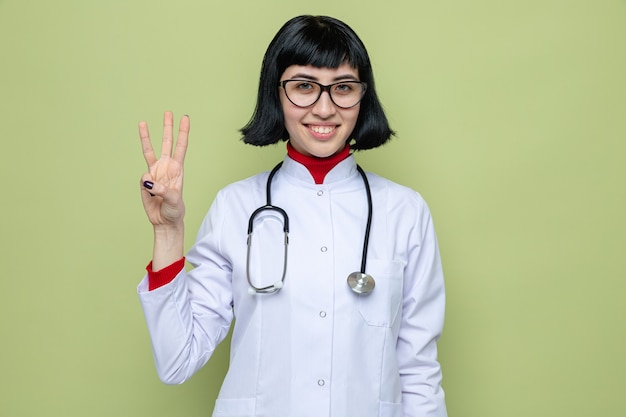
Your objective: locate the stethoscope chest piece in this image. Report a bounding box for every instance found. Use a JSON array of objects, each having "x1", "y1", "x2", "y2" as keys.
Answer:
[{"x1": 347, "y1": 272, "x2": 375, "y2": 295}]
